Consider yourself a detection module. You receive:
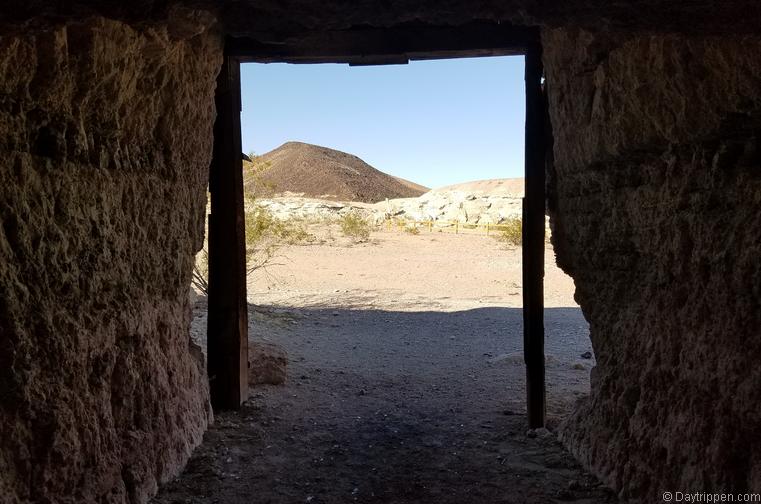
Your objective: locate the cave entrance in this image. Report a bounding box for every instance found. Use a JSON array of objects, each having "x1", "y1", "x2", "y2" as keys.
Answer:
[{"x1": 207, "y1": 25, "x2": 549, "y2": 428}]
